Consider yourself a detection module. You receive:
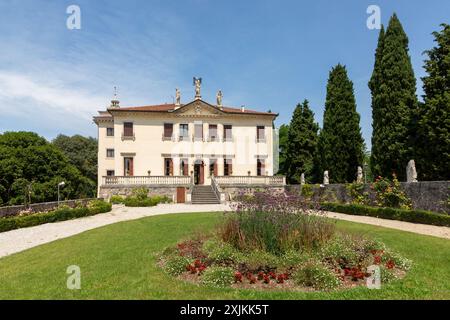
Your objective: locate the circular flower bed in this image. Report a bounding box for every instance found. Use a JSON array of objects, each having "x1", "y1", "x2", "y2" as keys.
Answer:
[{"x1": 158, "y1": 189, "x2": 412, "y2": 291}]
